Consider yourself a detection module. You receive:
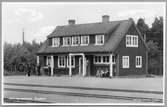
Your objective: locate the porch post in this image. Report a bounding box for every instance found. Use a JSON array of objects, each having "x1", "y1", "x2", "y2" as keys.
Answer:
[
  {"x1": 82, "y1": 54, "x2": 86, "y2": 77},
  {"x1": 146, "y1": 51, "x2": 148, "y2": 76},
  {"x1": 69, "y1": 54, "x2": 72, "y2": 76},
  {"x1": 37, "y1": 56, "x2": 39, "y2": 65},
  {"x1": 110, "y1": 54, "x2": 113, "y2": 77},
  {"x1": 50, "y1": 55, "x2": 54, "y2": 76}
]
